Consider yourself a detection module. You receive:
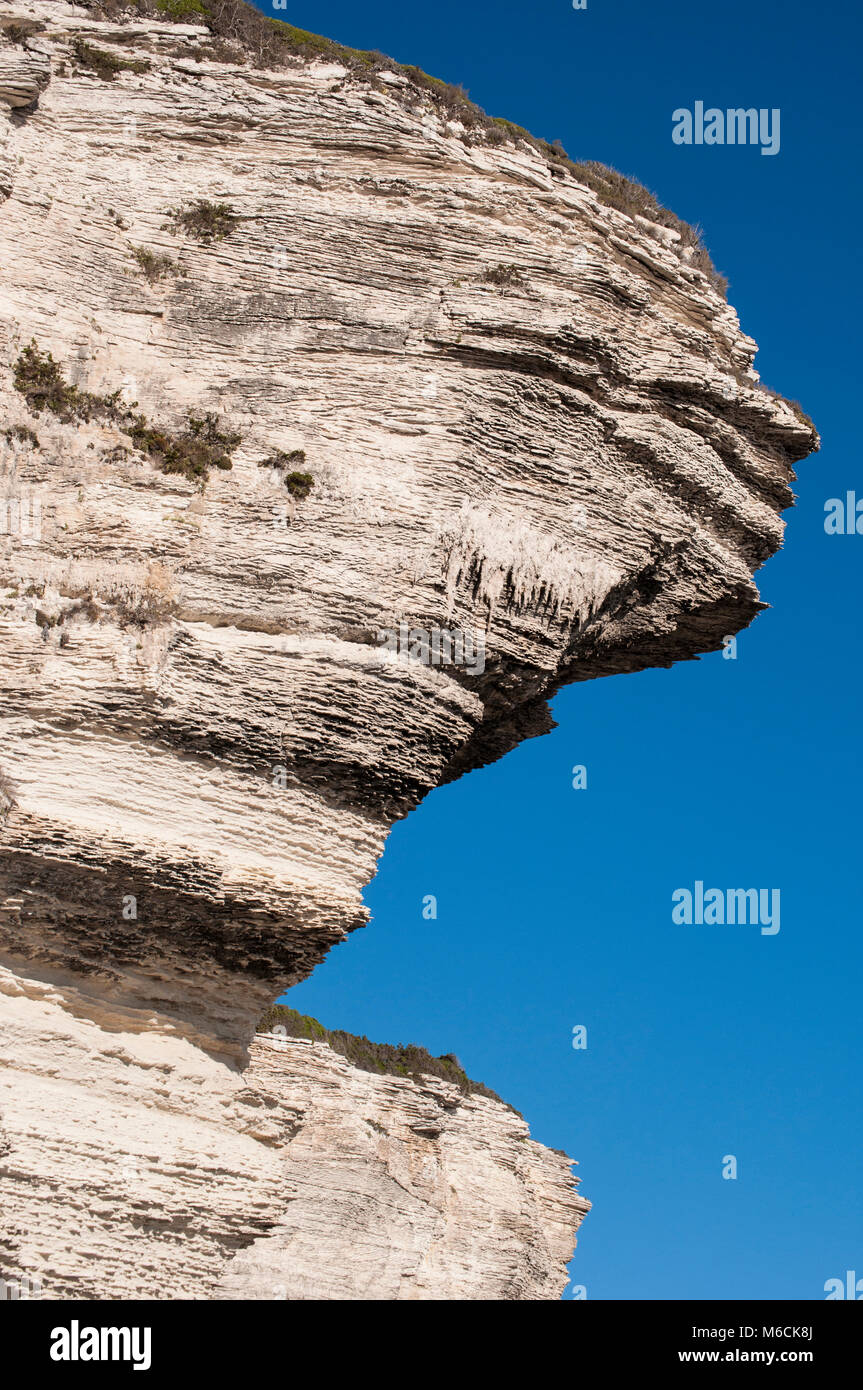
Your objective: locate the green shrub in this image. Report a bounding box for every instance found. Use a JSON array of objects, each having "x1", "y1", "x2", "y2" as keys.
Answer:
[
  {"x1": 284, "y1": 471, "x2": 314, "y2": 500},
  {"x1": 71, "y1": 38, "x2": 151, "y2": 80},
  {"x1": 13, "y1": 343, "x2": 121, "y2": 423},
  {"x1": 13, "y1": 342, "x2": 241, "y2": 483},
  {"x1": 168, "y1": 199, "x2": 238, "y2": 243},
  {"x1": 3, "y1": 424, "x2": 39, "y2": 448},
  {"x1": 156, "y1": 0, "x2": 206, "y2": 17},
  {"x1": 129, "y1": 410, "x2": 240, "y2": 481},
  {"x1": 482, "y1": 263, "x2": 526, "y2": 289},
  {"x1": 0, "y1": 18, "x2": 46, "y2": 43},
  {"x1": 132, "y1": 246, "x2": 175, "y2": 283},
  {"x1": 261, "y1": 449, "x2": 314, "y2": 499}
]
